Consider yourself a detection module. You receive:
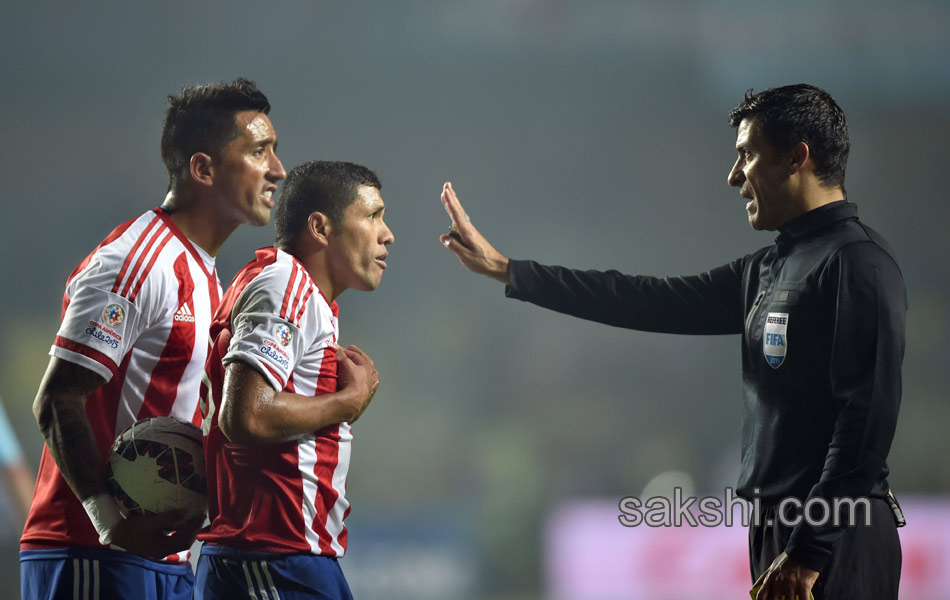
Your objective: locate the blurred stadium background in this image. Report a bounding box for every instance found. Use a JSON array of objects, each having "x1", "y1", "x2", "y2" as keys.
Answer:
[{"x1": 2, "y1": 1, "x2": 948, "y2": 598}]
